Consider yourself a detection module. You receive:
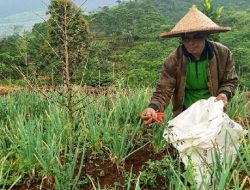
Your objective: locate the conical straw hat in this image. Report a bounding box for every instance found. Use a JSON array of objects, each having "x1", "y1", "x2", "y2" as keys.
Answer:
[{"x1": 160, "y1": 6, "x2": 231, "y2": 39}]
